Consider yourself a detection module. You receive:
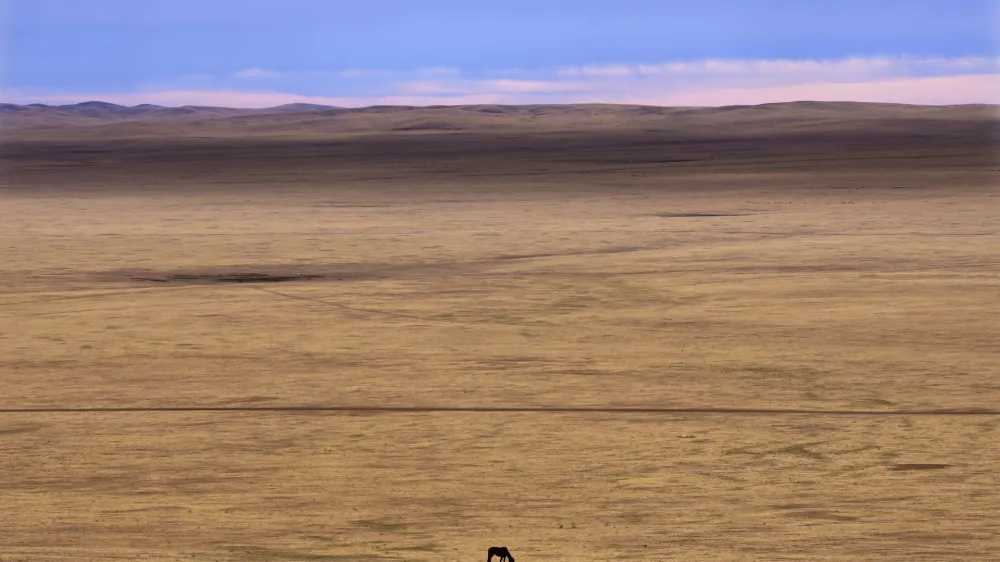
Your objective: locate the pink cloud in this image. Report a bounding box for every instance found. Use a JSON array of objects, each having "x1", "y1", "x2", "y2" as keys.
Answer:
[
  {"x1": 7, "y1": 57, "x2": 999, "y2": 108},
  {"x1": 18, "y1": 90, "x2": 348, "y2": 108},
  {"x1": 14, "y1": 89, "x2": 516, "y2": 108},
  {"x1": 396, "y1": 78, "x2": 591, "y2": 96},
  {"x1": 476, "y1": 79, "x2": 588, "y2": 93},
  {"x1": 631, "y1": 74, "x2": 1000, "y2": 106}
]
